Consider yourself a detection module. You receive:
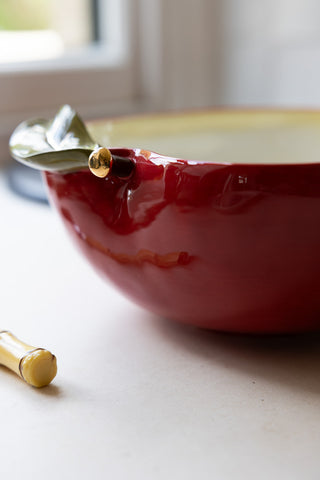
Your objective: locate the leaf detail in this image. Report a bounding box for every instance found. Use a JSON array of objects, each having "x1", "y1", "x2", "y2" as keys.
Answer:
[{"x1": 9, "y1": 105, "x2": 99, "y2": 173}]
